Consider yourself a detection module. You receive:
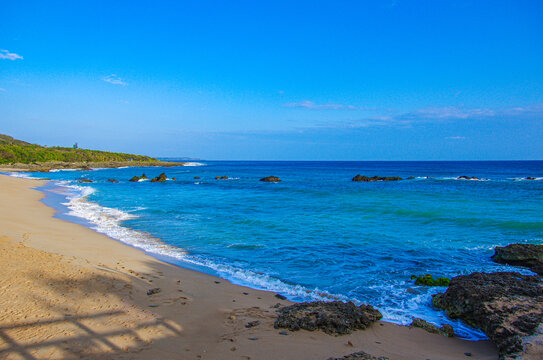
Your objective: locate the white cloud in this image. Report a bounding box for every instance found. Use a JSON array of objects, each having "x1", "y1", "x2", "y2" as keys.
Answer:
[
  {"x1": 283, "y1": 100, "x2": 362, "y2": 110},
  {"x1": 103, "y1": 74, "x2": 126, "y2": 86},
  {"x1": 0, "y1": 50, "x2": 23, "y2": 60}
]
